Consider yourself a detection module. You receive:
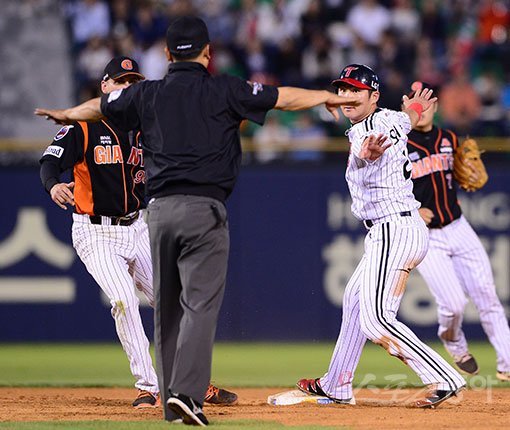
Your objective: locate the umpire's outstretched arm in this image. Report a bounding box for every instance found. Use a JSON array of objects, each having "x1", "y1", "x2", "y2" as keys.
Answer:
[
  {"x1": 275, "y1": 87, "x2": 360, "y2": 121},
  {"x1": 35, "y1": 98, "x2": 103, "y2": 125},
  {"x1": 36, "y1": 87, "x2": 360, "y2": 125}
]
